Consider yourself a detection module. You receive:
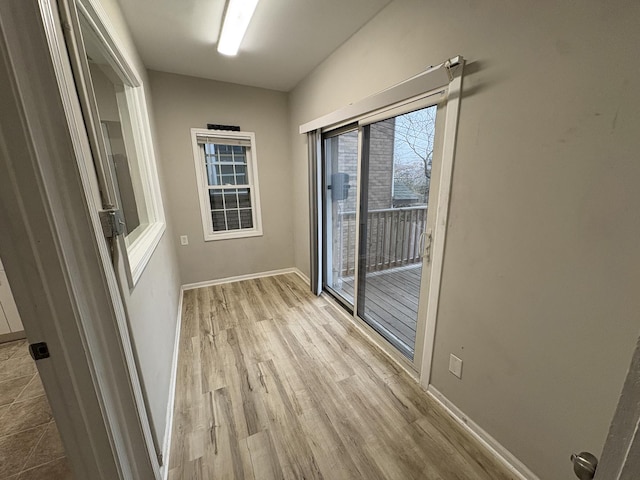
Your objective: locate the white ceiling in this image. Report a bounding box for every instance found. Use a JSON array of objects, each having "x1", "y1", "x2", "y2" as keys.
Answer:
[{"x1": 118, "y1": 0, "x2": 392, "y2": 92}]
